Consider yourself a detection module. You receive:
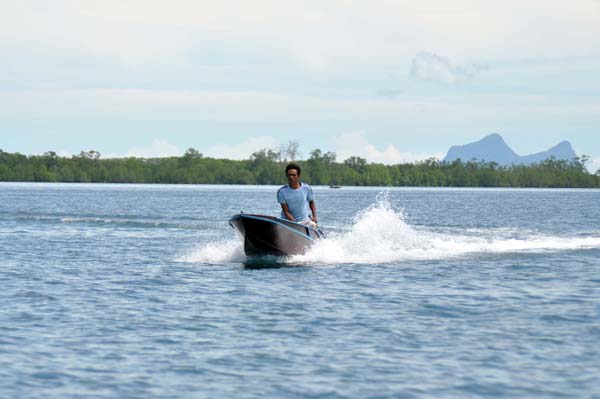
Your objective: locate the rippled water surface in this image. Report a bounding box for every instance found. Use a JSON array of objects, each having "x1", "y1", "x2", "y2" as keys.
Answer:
[{"x1": 1, "y1": 183, "x2": 599, "y2": 398}]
